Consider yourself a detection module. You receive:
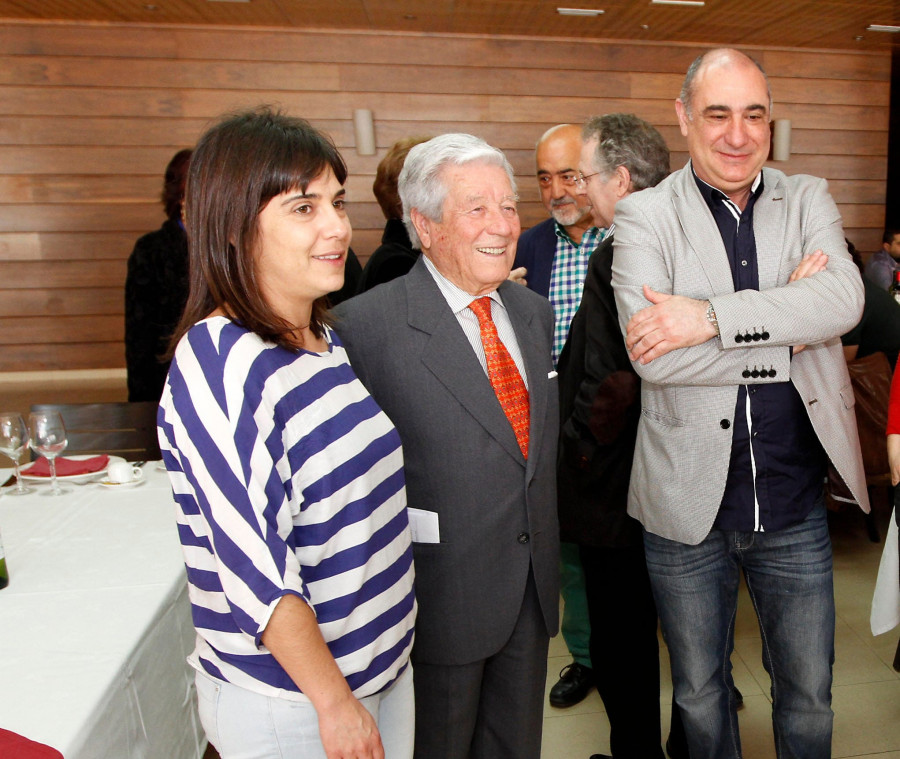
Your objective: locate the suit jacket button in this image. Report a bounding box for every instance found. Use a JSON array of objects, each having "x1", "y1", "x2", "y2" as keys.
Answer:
[
  {"x1": 744, "y1": 332, "x2": 753, "y2": 342},
  {"x1": 742, "y1": 369, "x2": 751, "y2": 378},
  {"x1": 720, "y1": 419, "x2": 730, "y2": 429},
  {"x1": 761, "y1": 331, "x2": 770, "y2": 340},
  {"x1": 752, "y1": 332, "x2": 762, "y2": 341},
  {"x1": 751, "y1": 368, "x2": 760, "y2": 378},
  {"x1": 759, "y1": 368, "x2": 769, "y2": 378},
  {"x1": 517, "y1": 532, "x2": 530, "y2": 544},
  {"x1": 735, "y1": 334, "x2": 744, "y2": 343},
  {"x1": 769, "y1": 368, "x2": 777, "y2": 377}
]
